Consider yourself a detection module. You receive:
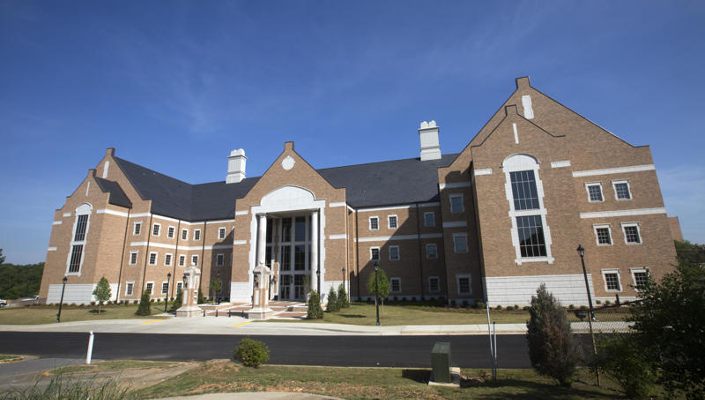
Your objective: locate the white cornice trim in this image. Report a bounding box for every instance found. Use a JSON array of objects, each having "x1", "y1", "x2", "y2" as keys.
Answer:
[
  {"x1": 329, "y1": 202, "x2": 346, "y2": 208},
  {"x1": 573, "y1": 164, "x2": 655, "y2": 177},
  {"x1": 48, "y1": 247, "x2": 57, "y2": 251},
  {"x1": 234, "y1": 240, "x2": 247, "y2": 245},
  {"x1": 97, "y1": 209, "x2": 129, "y2": 217},
  {"x1": 329, "y1": 234, "x2": 347, "y2": 240},
  {"x1": 53, "y1": 221, "x2": 62, "y2": 225},
  {"x1": 442, "y1": 221, "x2": 468, "y2": 228},
  {"x1": 473, "y1": 169, "x2": 492, "y2": 176},
  {"x1": 356, "y1": 233, "x2": 443, "y2": 243},
  {"x1": 63, "y1": 212, "x2": 71, "y2": 217},
  {"x1": 580, "y1": 207, "x2": 666, "y2": 219},
  {"x1": 235, "y1": 210, "x2": 249, "y2": 216},
  {"x1": 358, "y1": 205, "x2": 411, "y2": 213},
  {"x1": 440, "y1": 181, "x2": 473, "y2": 189},
  {"x1": 551, "y1": 160, "x2": 571, "y2": 168},
  {"x1": 418, "y1": 202, "x2": 440, "y2": 208}
]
